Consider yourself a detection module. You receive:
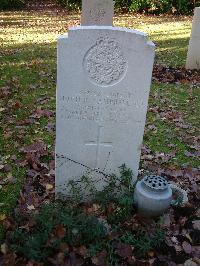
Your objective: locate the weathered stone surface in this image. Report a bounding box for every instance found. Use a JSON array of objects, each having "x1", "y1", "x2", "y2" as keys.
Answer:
[
  {"x1": 81, "y1": 0, "x2": 114, "y2": 26},
  {"x1": 186, "y1": 7, "x2": 200, "y2": 69},
  {"x1": 56, "y1": 26, "x2": 155, "y2": 197}
]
